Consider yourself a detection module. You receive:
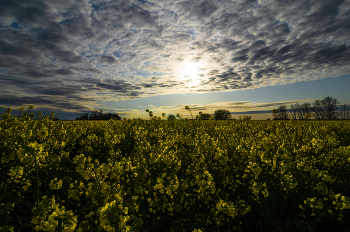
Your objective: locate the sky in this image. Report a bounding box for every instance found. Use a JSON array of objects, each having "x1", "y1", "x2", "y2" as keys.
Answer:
[{"x1": 0, "y1": 0, "x2": 350, "y2": 120}]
